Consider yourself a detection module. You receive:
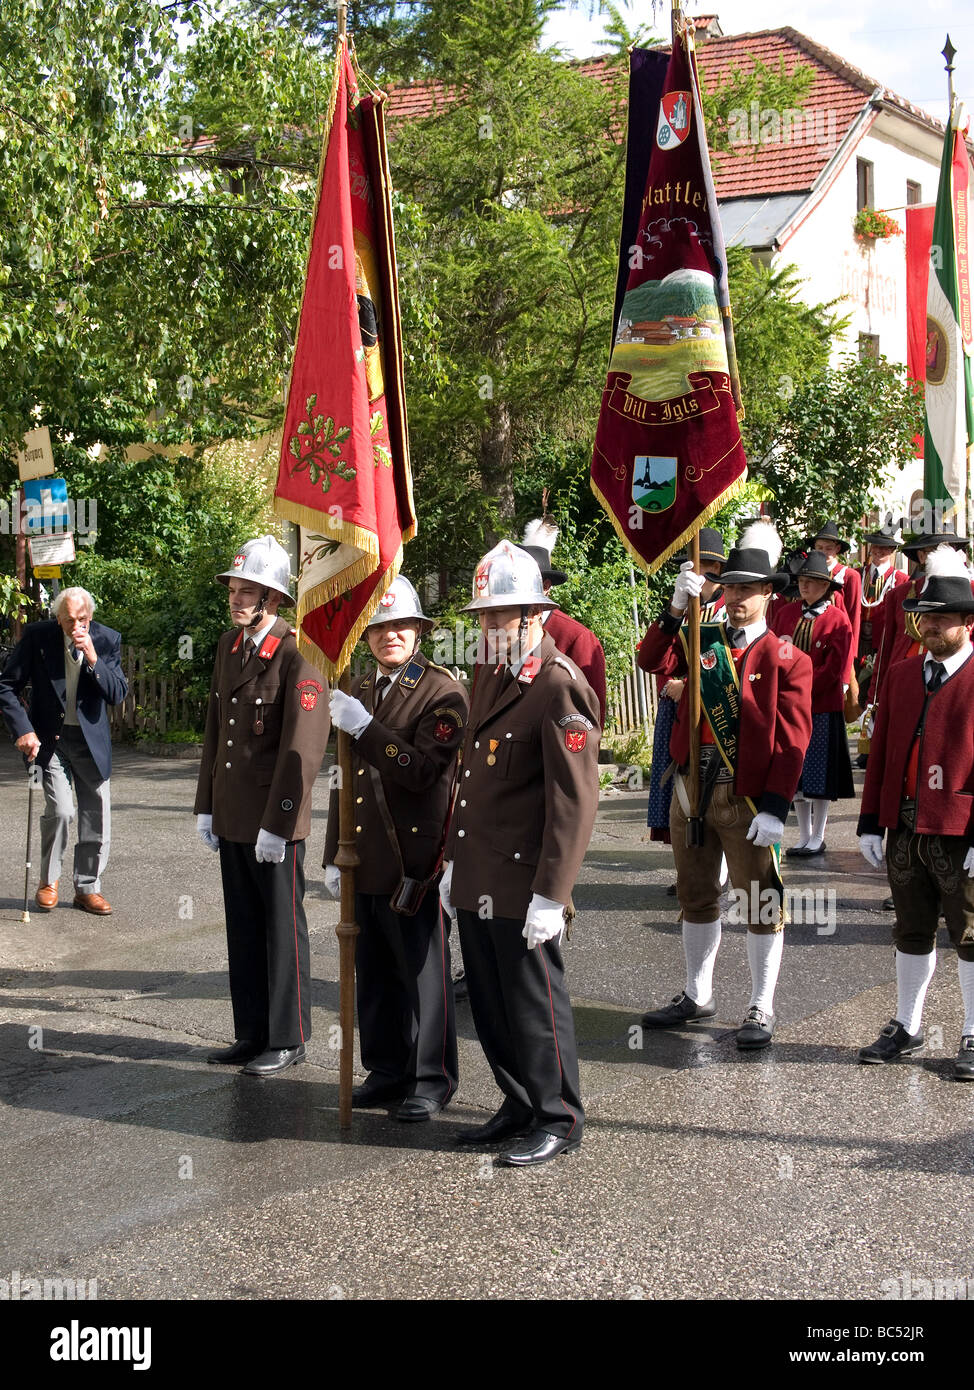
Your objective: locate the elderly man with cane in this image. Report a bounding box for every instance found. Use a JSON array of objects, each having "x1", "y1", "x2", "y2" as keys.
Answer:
[{"x1": 0, "y1": 587, "x2": 127, "y2": 915}]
